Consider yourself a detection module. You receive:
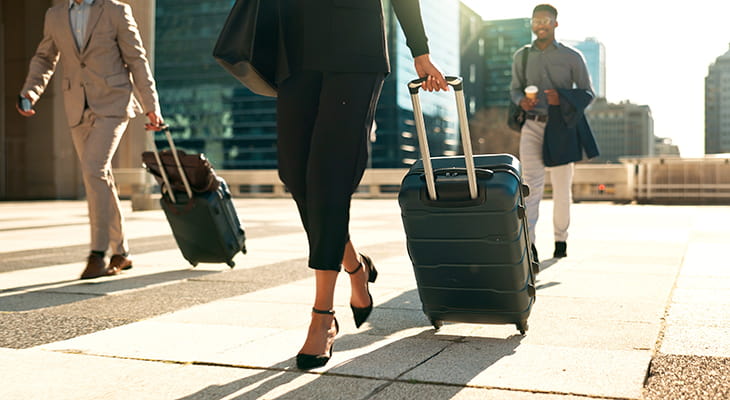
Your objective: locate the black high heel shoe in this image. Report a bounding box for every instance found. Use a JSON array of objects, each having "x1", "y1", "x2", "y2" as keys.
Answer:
[
  {"x1": 296, "y1": 308, "x2": 339, "y2": 370},
  {"x1": 346, "y1": 253, "x2": 378, "y2": 328}
]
